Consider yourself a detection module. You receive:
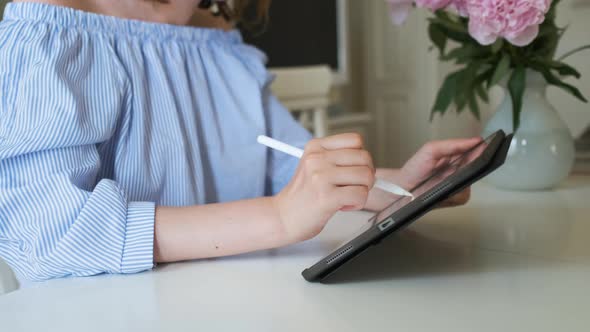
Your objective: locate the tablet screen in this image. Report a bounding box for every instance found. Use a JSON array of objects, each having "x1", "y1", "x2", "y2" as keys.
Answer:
[{"x1": 342, "y1": 134, "x2": 494, "y2": 243}]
